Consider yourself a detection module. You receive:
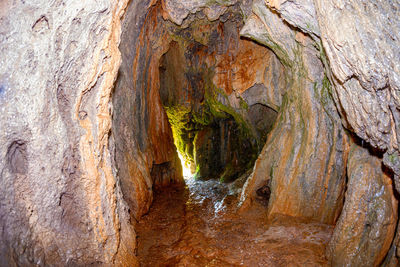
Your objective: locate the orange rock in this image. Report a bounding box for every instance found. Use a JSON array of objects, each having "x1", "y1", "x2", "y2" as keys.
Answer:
[
  {"x1": 238, "y1": 24, "x2": 350, "y2": 224},
  {"x1": 213, "y1": 39, "x2": 276, "y2": 95}
]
